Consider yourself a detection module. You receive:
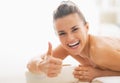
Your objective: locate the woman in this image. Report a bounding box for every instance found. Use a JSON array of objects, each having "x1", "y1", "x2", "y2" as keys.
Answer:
[{"x1": 27, "y1": 1, "x2": 120, "y2": 82}]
